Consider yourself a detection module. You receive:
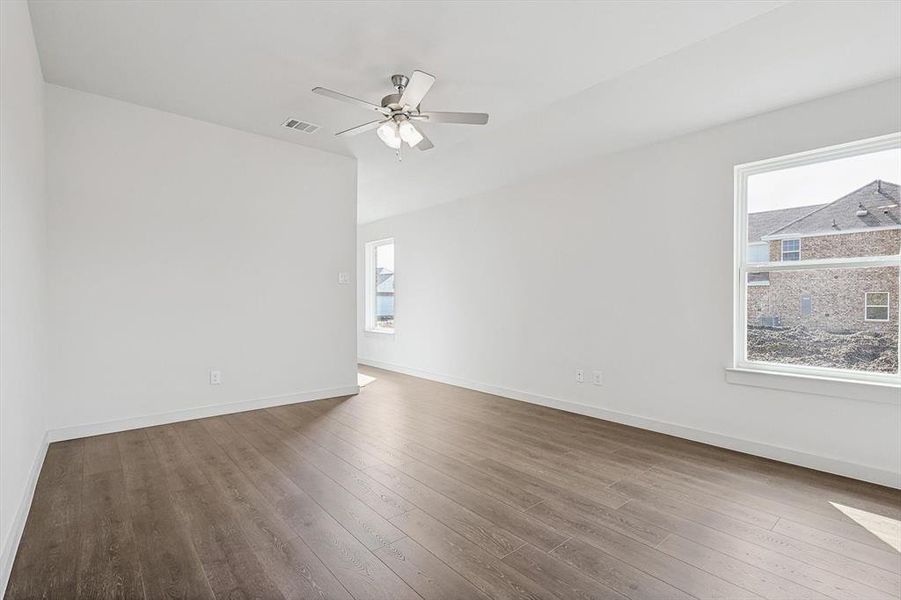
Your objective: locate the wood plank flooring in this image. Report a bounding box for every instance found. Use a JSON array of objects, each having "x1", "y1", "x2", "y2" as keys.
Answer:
[{"x1": 6, "y1": 366, "x2": 900, "y2": 599}]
